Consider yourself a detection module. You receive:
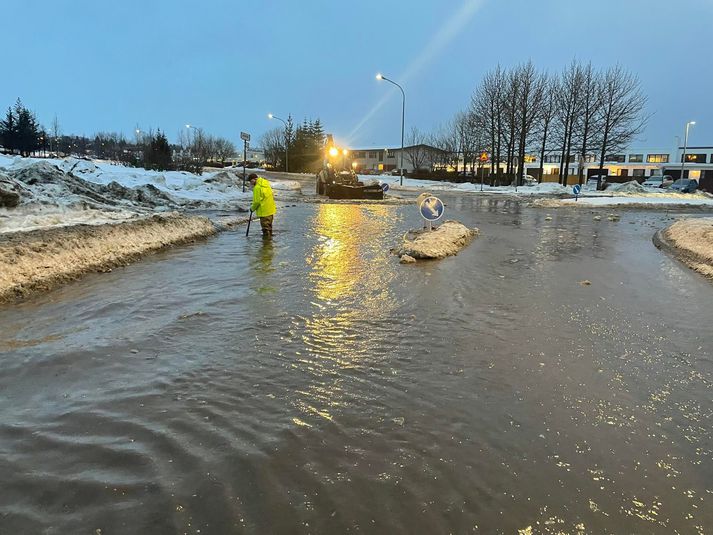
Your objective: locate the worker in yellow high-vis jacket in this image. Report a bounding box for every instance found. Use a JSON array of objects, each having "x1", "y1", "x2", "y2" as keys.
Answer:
[{"x1": 248, "y1": 173, "x2": 276, "y2": 239}]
